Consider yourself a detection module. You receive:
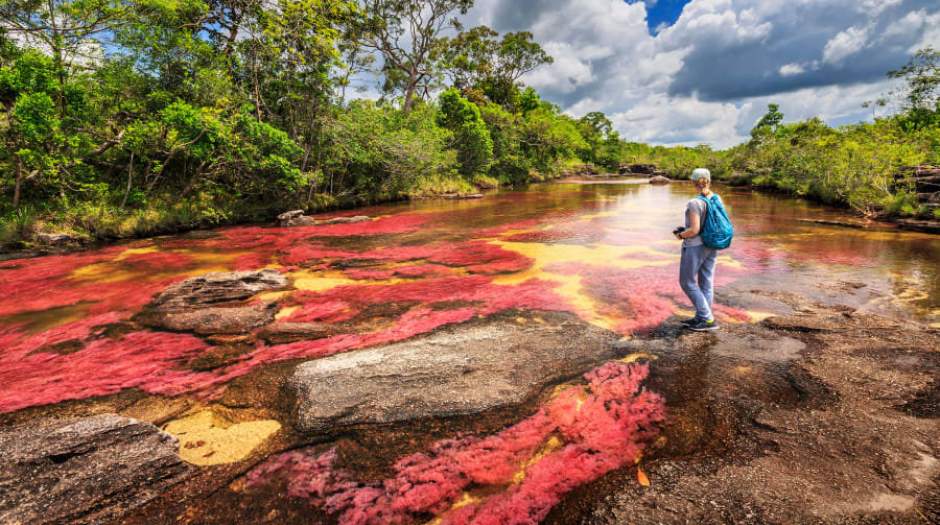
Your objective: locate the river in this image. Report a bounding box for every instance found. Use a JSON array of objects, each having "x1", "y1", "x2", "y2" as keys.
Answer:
[{"x1": 1, "y1": 180, "x2": 938, "y2": 524}]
